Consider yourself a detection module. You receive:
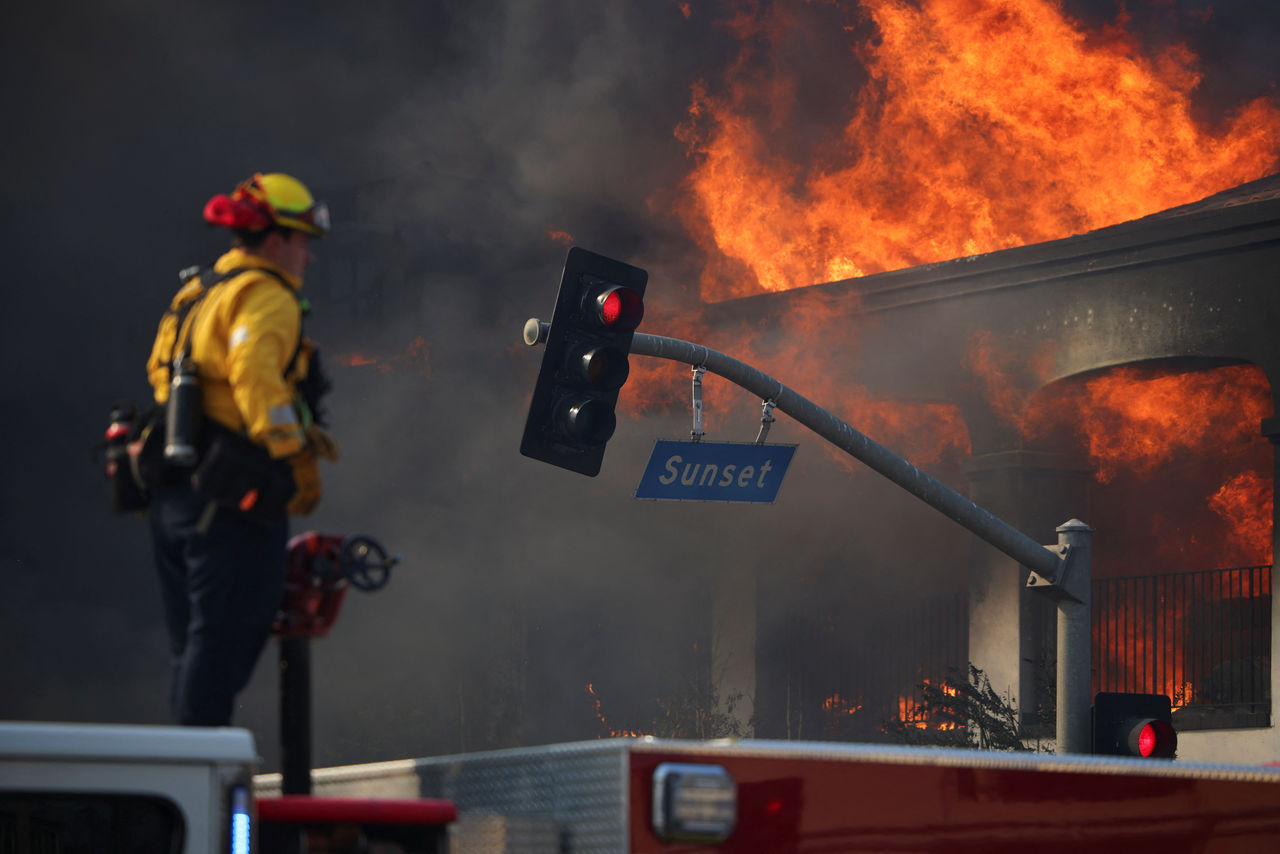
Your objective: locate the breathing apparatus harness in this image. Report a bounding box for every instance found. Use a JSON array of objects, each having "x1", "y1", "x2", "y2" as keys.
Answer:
[{"x1": 105, "y1": 264, "x2": 308, "y2": 519}]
